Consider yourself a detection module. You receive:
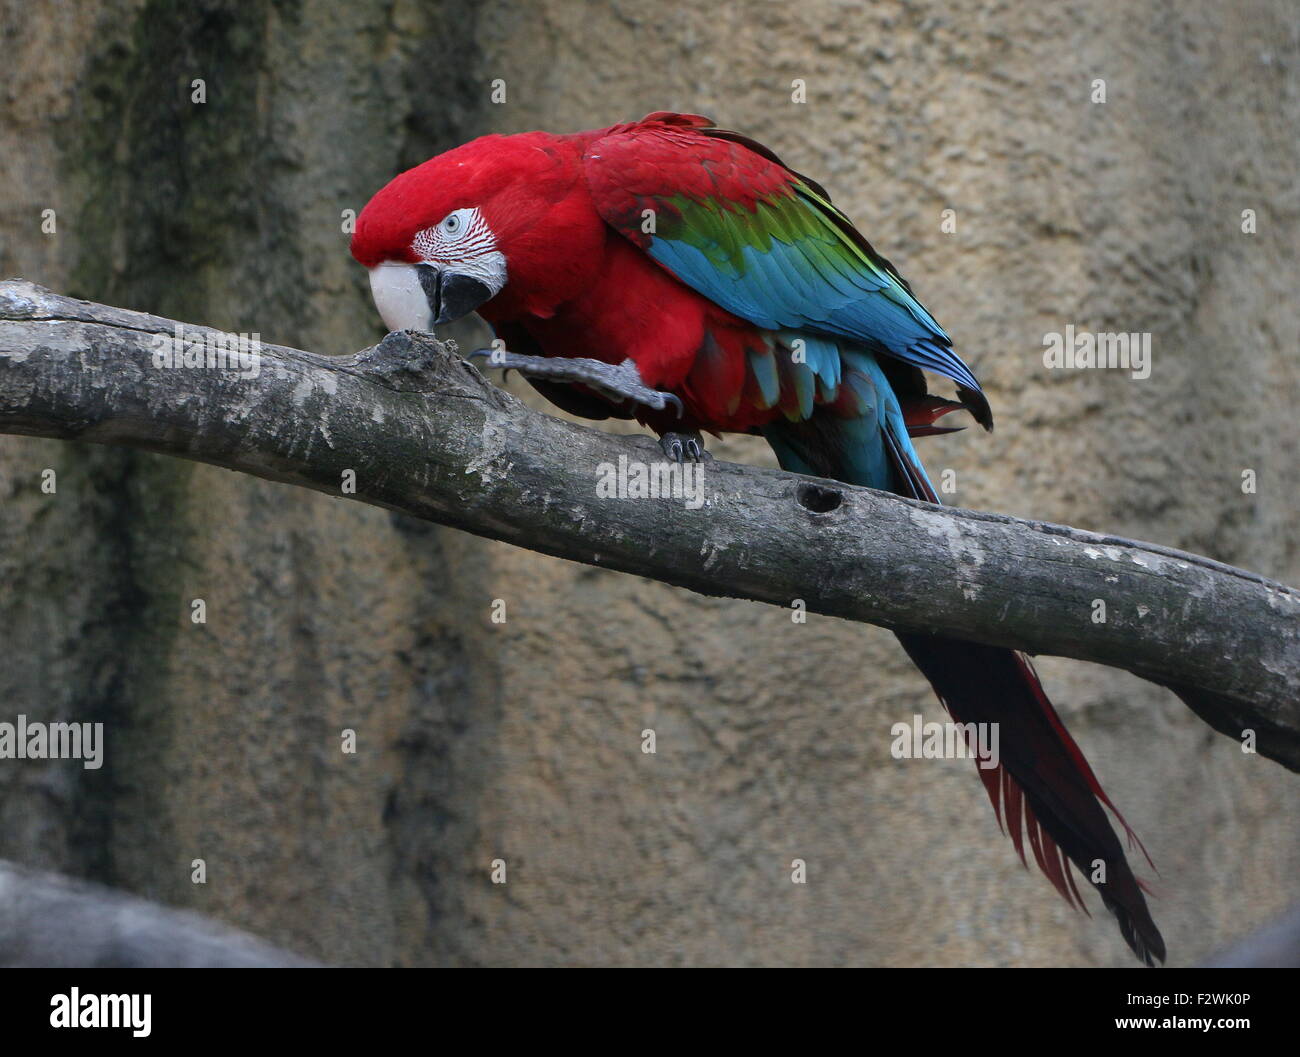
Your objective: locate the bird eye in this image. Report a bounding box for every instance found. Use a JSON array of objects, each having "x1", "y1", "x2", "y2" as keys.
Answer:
[{"x1": 441, "y1": 212, "x2": 464, "y2": 236}]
